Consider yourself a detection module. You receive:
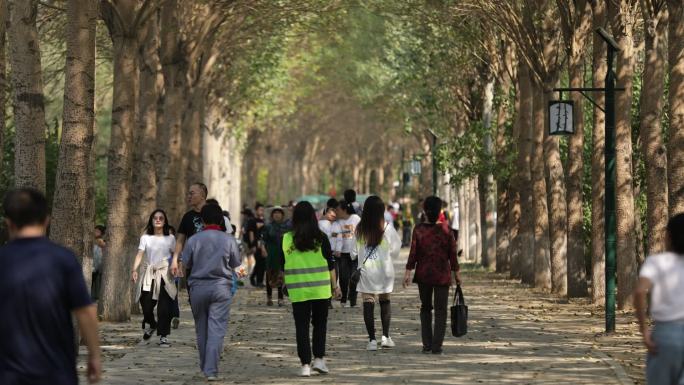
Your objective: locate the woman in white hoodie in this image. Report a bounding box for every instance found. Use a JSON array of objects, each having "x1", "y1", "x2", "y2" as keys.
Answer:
[{"x1": 356, "y1": 196, "x2": 402, "y2": 351}]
